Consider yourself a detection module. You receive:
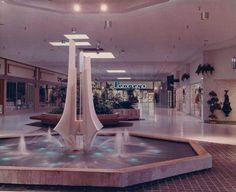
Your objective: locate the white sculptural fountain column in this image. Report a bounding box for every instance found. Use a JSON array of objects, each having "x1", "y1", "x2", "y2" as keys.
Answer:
[{"x1": 54, "y1": 39, "x2": 114, "y2": 151}]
